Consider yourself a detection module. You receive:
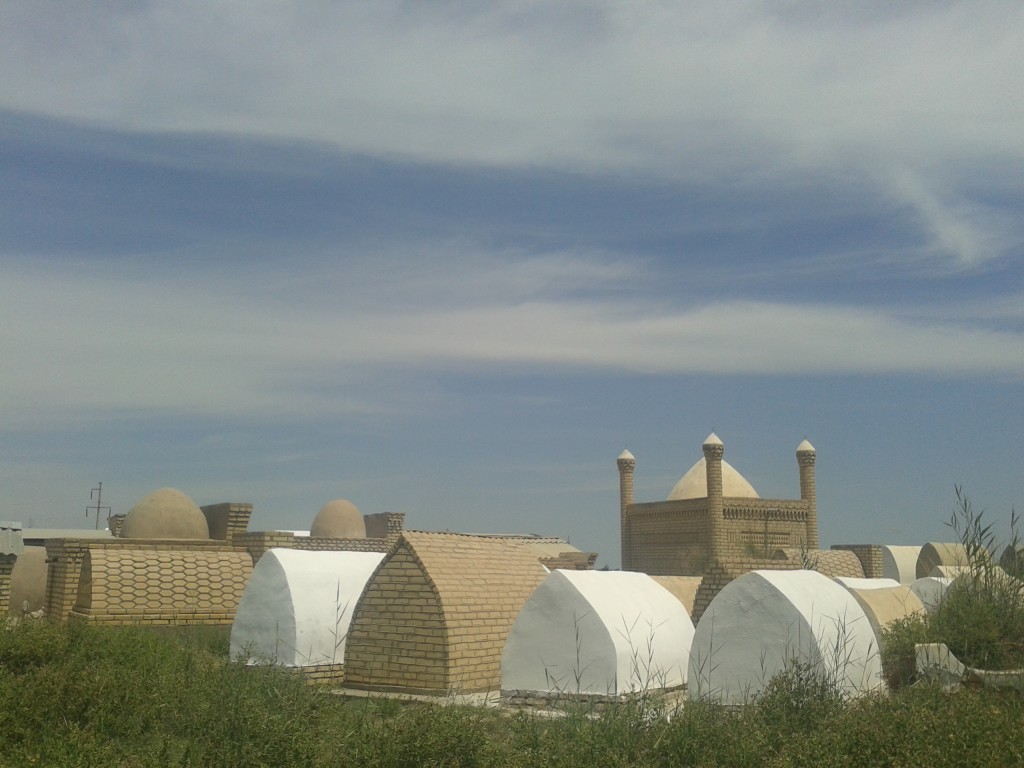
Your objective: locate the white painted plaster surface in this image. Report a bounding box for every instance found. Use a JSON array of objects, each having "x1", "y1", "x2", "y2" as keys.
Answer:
[
  {"x1": 501, "y1": 570, "x2": 694, "y2": 696},
  {"x1": 909, "y1": 576, "x2": 951, "y2": 614},
  {"x1": 230, "y1": 548, "x2": 384, "y2": 667},
  {"x1": 881, "y1": 545, "x2": 922, "y2": 584},
  {"x1": 688, "y1": 569, "x2": 884, "y2": 705}
]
